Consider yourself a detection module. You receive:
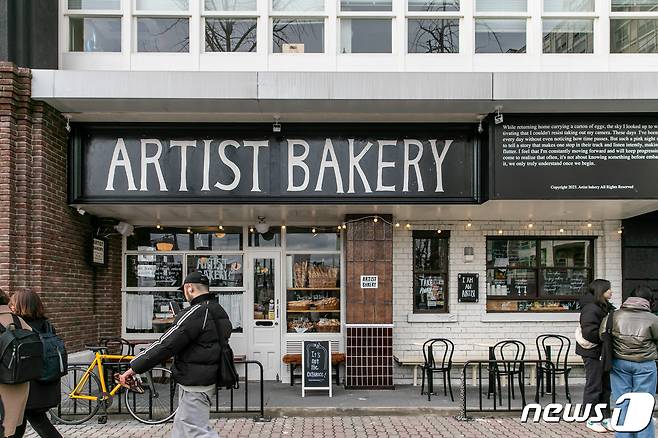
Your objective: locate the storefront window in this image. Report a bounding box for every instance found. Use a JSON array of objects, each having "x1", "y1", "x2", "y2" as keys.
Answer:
[
  {"x1": 285, "y1": 228, "x2": 342, "y2": 334},
  {"x1": 248, "y1": 228, "x2": 282, "y2": 247},
  {"x1": 486, "y1": 237, "x2": 594, "y2": 312},
  {"x1": 128, "y1": 227, "x2": 242, "y2": 251},
  {"x1": 186, "y1": 254, "x2": 243, "y2": 287},
  {"x1": 413, "y1": 231, "x2": 449, "y2": 313},
  {"x1": 126, "y1": 253, "x2": 183, "y2": 288}
]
